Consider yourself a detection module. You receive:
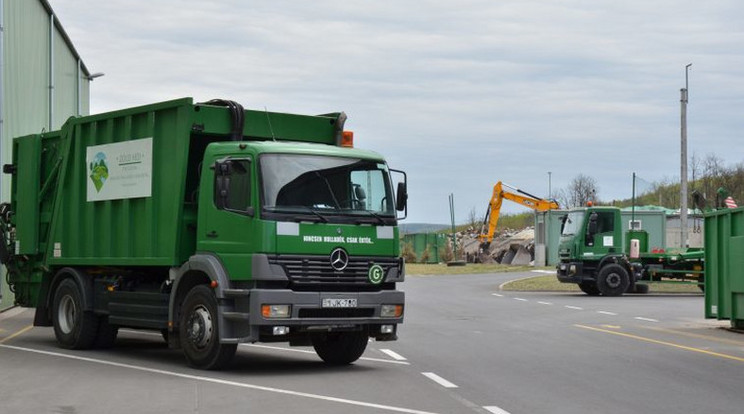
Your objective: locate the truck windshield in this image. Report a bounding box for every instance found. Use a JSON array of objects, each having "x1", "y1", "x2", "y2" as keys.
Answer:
[
  {"x1": 260, "y1": 154, "x2": 395, "y2": 222},
  {"x1": 561, "y1": 211, "x2": 585, "y2": 236}
]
